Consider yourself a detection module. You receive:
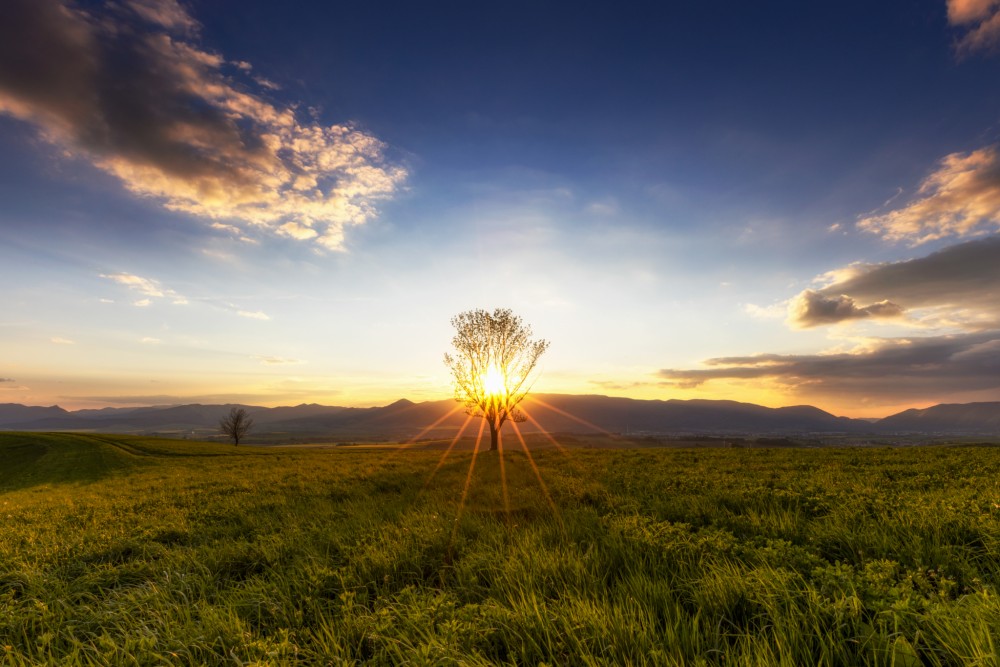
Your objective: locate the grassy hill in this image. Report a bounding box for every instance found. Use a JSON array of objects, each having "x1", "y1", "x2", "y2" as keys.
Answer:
[{"x1": 2, "y1": 433, "x2": 1000, "y2": 665}]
